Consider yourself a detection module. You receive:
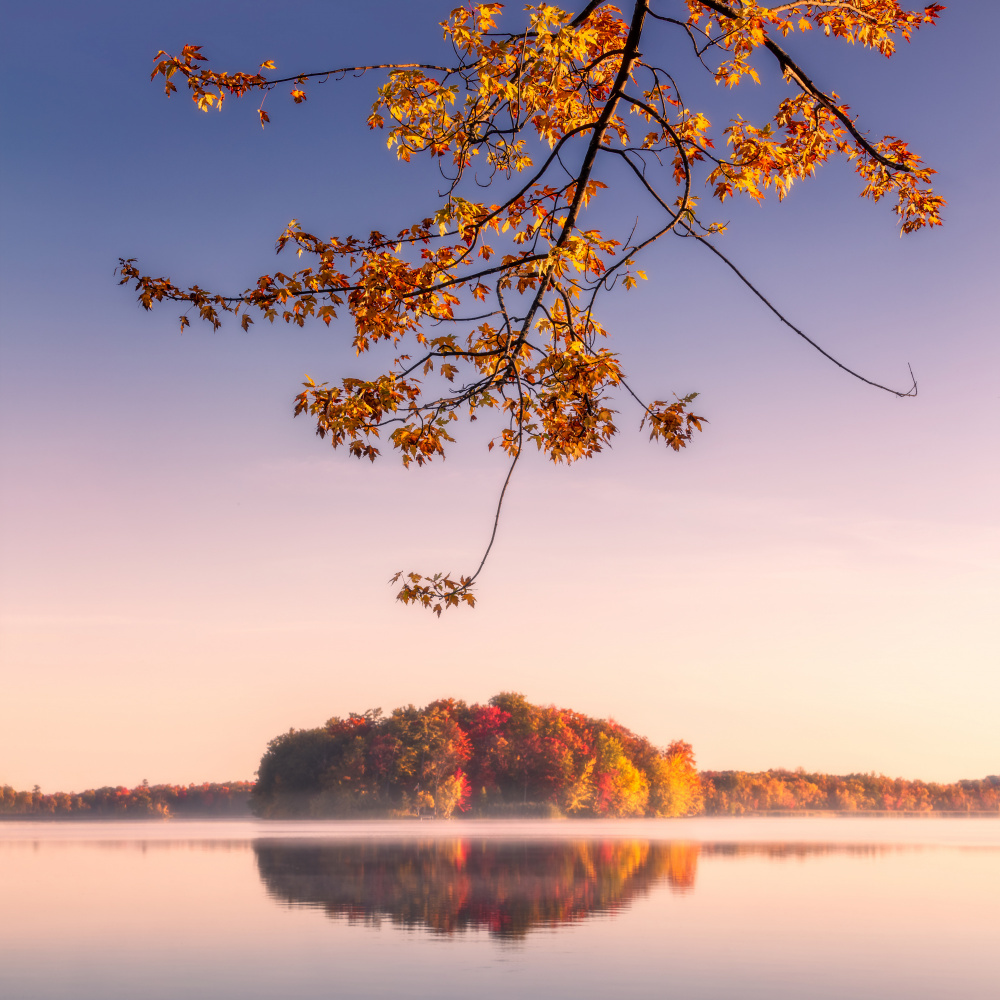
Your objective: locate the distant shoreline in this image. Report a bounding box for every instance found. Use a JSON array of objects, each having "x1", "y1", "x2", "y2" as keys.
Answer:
[
  {"x1": 6, "y1": 761, "x2": 998, "y2": 820},
  {"x1": 3, "y1": 809, "x2": 998, "y2": 822}
]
